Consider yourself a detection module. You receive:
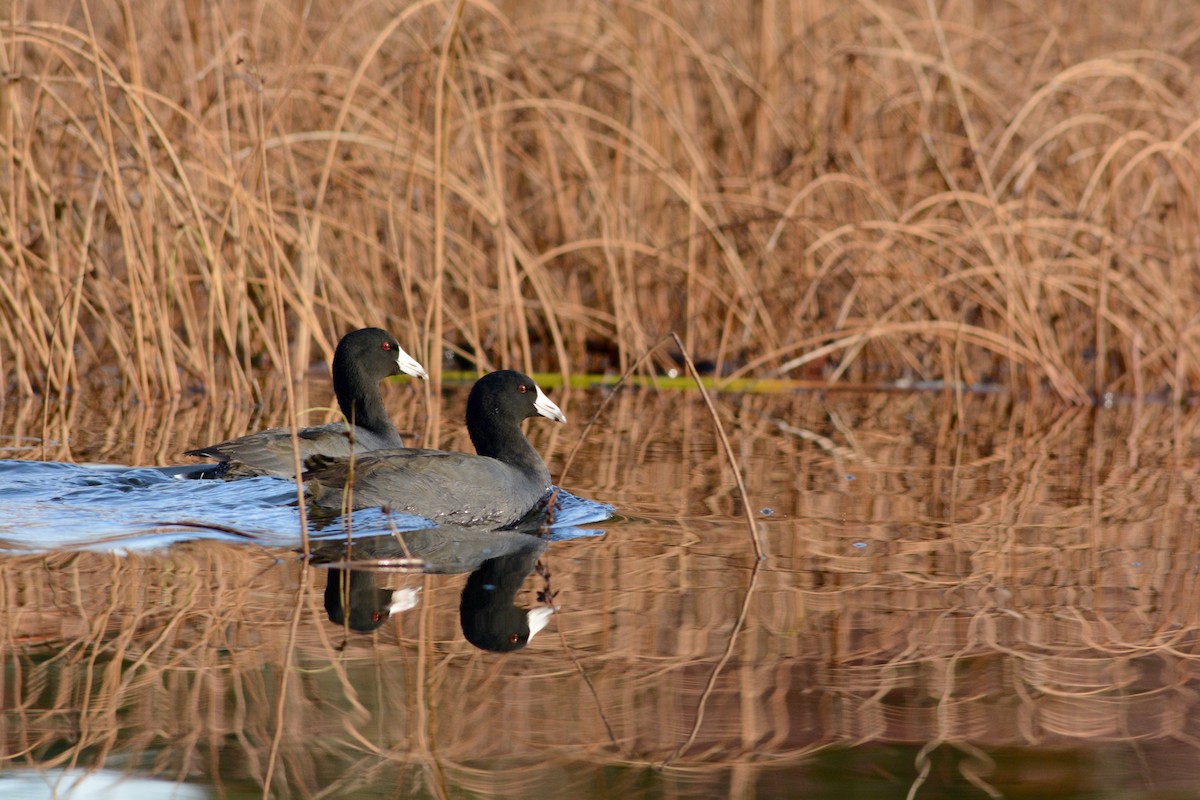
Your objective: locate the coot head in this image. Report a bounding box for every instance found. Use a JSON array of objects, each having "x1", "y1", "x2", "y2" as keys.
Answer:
[{"x1": 466, "y1": 370, "x2": 565, "y2": 460}]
